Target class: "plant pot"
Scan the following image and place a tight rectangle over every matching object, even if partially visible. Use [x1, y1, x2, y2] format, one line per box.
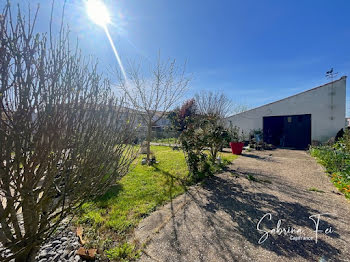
[229, 142, 244, 155]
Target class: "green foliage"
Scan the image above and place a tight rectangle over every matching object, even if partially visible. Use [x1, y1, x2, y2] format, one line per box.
[170, 98, 233, 178]
[179, 111, 232, 180]
[310, 146, 350, 173]
[335, 128, 350, 152]
[105, 243, 140, 261]
[226, 123, 246, 143]
[201, 117, 230, 163]
[310, 133, 350, 199]
[180, 121, 210, 181]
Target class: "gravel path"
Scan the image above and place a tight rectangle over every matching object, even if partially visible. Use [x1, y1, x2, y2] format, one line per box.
[0, 221, 83, 262]
[134, 149, 350, 262]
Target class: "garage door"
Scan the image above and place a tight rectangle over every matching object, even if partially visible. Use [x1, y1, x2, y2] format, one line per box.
[263, 114, 311, 149]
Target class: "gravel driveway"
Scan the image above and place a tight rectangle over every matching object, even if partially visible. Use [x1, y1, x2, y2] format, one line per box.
[134, 149, 350, 262]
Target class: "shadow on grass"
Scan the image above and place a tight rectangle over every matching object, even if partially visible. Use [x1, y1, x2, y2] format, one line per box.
[94, 184, 124, 205]
[152, 165, 188, 196]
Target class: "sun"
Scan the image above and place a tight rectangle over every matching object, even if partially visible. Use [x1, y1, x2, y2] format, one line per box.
[85, 0, 111, 27]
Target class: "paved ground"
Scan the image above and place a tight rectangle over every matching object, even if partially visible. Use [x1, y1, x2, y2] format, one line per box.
[134, 149, 350, 262]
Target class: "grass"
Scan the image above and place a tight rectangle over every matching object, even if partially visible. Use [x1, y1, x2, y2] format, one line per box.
[247, 174, 258, 182]
[78, 145, 237, 260]
[79, 146, 188, 233]
[216, 151, 238, 163]
[241, 173, 272, 184]
[308, 187, 325, 193]
[105, 243, 140, 261]
[151, 137, 178, 144]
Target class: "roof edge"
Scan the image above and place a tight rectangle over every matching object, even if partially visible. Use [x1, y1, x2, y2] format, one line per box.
[226, 76, 347, 119]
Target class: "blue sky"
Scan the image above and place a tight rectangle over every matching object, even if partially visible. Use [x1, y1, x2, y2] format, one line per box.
[4, 0, 350, 115]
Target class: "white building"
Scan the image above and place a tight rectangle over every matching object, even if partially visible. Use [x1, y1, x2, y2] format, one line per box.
[225, 76, 347, 149]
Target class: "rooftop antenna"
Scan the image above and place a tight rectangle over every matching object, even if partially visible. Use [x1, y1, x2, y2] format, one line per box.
[326, 68, 338, 120]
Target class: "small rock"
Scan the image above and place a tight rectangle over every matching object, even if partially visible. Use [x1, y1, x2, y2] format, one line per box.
[66, 245, 74, 251]
[38, 250, 48, 258]
[42, 244, 52, 249]
[63, 250, 70, 259]
[52, 253, 60, 262]
[69, 250, 76, 258]
[61, 237, 68, 242]
[74, 255, 81, 262]
[51, 240, 62, 246]
[71, 241, 80, 249]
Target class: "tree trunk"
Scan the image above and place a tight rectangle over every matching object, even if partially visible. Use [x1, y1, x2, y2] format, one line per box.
[210, 148, 215, 164]
[27, 246, 39, 262]
[146, 120, 152, 164]
[213, 148, 218, 164]
[14, 245, 39, 262]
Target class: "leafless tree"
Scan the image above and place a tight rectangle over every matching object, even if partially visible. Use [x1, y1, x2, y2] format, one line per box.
[195, 91, 233, 119]
[0, 3, 137, 261]
[117, 56, 190, 163]
[231, 103, 249, 115]
[195, 91, 249, 118]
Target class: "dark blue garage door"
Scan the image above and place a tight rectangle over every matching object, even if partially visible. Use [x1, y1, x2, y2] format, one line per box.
[263, 114, 311, 149]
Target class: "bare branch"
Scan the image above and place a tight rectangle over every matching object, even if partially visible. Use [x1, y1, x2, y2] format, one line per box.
[0, 3, 137, 261]
[116, 54, 190, 162]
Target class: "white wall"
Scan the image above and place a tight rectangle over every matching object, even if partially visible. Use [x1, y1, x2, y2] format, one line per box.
[225, 76, 347, 142]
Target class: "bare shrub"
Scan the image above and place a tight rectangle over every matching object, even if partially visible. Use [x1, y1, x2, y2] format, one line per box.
[0, 3, 137, 261]
[195, 91, 232, 118]
[195, 91, 249, 118]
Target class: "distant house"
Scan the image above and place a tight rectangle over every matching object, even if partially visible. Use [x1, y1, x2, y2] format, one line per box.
[225, 76, 347, 149]
[151, 112, 171, 130]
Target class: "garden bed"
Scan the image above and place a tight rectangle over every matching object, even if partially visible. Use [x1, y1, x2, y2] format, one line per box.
[310, 146, 350, 199]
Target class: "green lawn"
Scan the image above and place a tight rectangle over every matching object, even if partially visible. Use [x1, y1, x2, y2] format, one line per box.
[78, 146, 237, 260]
[151, 137, 178, 144]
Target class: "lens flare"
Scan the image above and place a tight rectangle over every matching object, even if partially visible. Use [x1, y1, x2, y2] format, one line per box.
[85, 0, 127, 82]
[86, 0, 111, 27]
[103, 25, 127, 81]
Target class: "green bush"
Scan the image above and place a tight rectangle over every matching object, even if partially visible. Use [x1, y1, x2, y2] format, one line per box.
[310, 135, 350, 199]
[180, 122, 209, 181]
[310, 146, 349, 173]
[203, 117, 230, 163]
[179, 115, 231, 181]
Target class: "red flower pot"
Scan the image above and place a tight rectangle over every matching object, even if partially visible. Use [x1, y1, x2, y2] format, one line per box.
[229, 142, 244, 155]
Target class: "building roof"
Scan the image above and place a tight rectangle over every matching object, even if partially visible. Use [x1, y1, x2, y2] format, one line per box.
[226, 76, 347, 119]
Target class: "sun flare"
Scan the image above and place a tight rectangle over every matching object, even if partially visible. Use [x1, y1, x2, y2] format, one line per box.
[85, 0, 111, 27]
